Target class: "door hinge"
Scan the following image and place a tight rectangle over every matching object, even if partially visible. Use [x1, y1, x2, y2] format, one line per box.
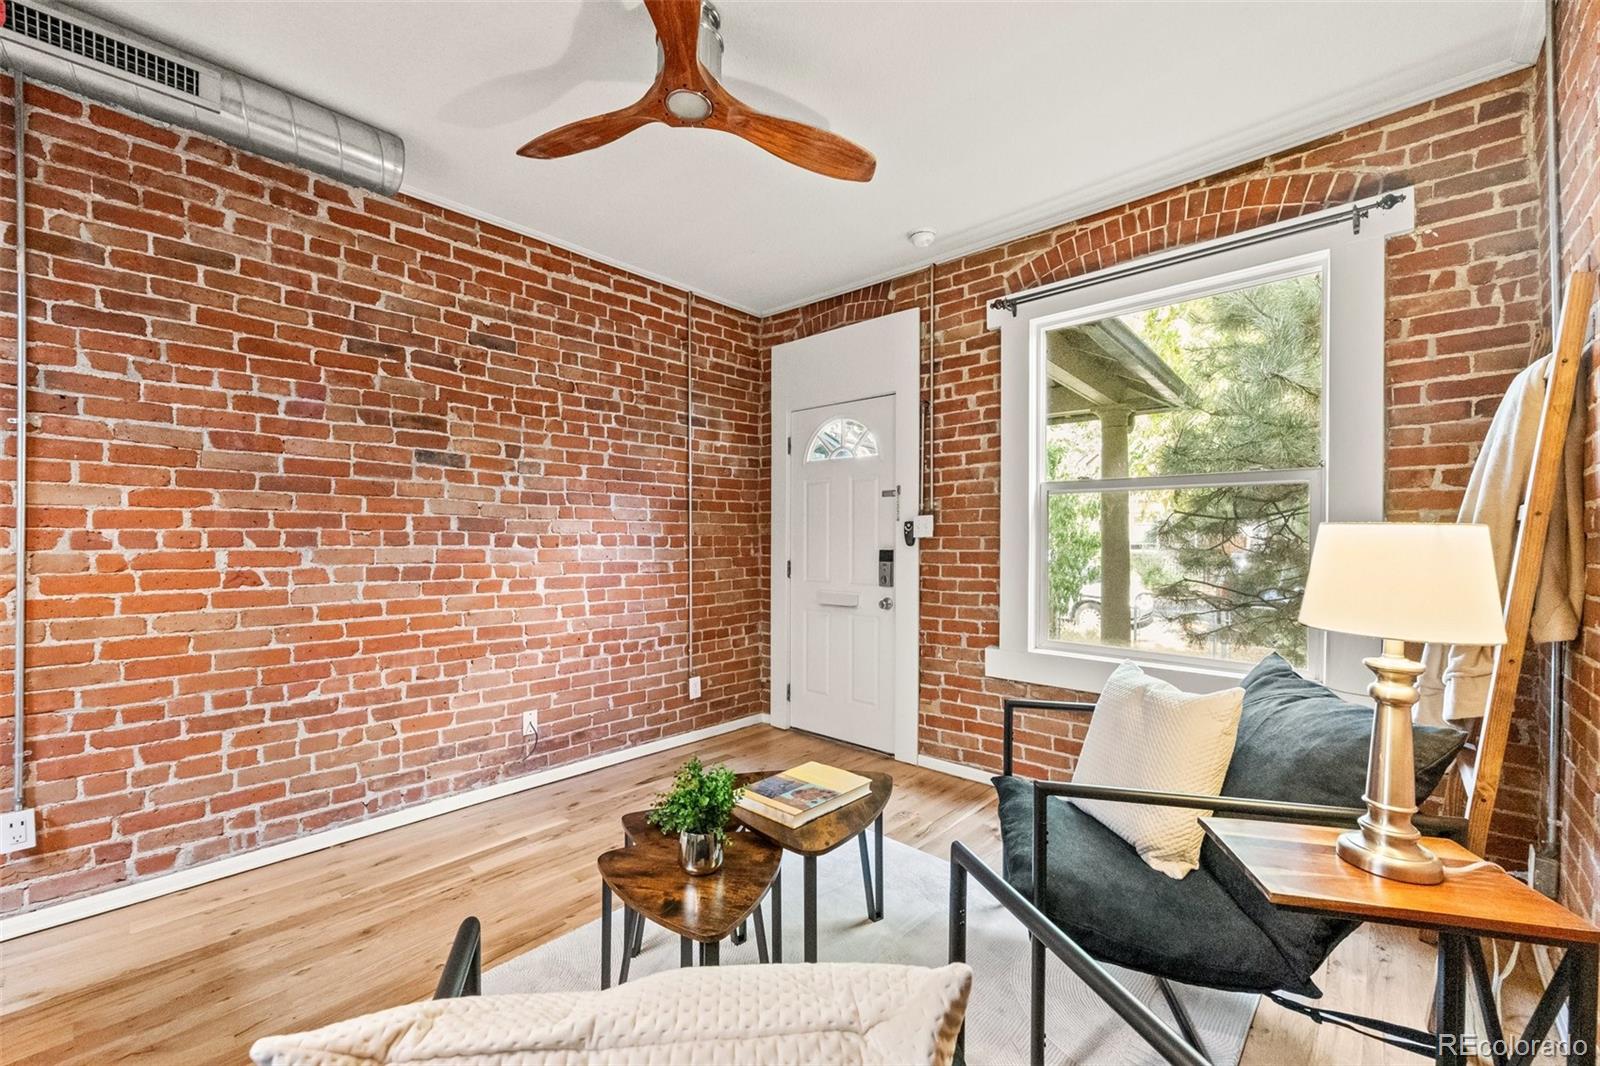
[786, 560, 791, 578]
[786, 435, 791, 455]
[785, 683, 791, 702]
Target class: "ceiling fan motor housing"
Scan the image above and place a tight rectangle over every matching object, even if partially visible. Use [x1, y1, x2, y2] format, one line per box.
[657, 1, 721, 123]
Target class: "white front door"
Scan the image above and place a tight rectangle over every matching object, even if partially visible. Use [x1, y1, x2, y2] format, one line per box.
[788, 396, 897, 753]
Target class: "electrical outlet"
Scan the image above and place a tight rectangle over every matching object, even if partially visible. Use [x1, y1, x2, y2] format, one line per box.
[521, 712, 539, 747]
[1, 808, 36, 853]
[688, 675, 702, 700]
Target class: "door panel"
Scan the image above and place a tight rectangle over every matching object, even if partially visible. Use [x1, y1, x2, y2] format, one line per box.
[788, 396, 896, 753]
[804, 480, 830, 579]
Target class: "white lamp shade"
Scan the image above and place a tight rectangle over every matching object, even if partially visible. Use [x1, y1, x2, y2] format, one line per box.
[1299, 523, 1507, 646]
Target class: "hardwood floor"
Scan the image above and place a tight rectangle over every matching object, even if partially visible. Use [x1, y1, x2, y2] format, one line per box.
[0, 724, 1519, 1064]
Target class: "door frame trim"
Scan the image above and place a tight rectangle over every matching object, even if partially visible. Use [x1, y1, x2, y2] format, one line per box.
[771, 309, 922, 764]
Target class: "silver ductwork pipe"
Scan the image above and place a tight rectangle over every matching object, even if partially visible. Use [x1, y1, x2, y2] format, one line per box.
[0, 0, 403, 194]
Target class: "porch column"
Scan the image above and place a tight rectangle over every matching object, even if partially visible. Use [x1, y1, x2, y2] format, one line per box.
[1099, 406, 1131, 645]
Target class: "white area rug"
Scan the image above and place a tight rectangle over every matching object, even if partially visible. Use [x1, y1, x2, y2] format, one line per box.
[485, 836, 1258, 1065]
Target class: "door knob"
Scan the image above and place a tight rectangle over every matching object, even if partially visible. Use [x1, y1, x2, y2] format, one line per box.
[878, 597, 893, 610]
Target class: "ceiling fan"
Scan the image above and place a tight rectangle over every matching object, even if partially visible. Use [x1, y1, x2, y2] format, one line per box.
[517, 0, 876, 183]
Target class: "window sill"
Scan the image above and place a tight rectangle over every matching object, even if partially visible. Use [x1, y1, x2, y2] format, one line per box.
[982, 645, 1249, 696]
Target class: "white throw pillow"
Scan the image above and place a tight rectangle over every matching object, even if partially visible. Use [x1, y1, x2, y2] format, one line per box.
[249, 962, 972, 1066]
[1070, 661, 1244, 878]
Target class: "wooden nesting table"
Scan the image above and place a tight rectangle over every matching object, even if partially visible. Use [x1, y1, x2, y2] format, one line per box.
[597, 811, 780, 986]
[595, 766, 895, 984]
[733, 768, 893, 962]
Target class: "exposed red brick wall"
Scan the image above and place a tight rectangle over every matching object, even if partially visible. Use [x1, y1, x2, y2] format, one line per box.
[1556, 0, 1600, 923]
[0, 77, 769, 914]
[765, 69, 1547, 863]
[0, 60, 1563, 917]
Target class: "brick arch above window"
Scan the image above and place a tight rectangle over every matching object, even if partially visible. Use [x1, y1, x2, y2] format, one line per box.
[994, 174, 1400, 303]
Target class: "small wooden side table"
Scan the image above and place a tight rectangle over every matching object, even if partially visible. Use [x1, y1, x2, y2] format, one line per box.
[1201, 818, 1598, 1066]
[596, 812, 780, 987]
[733, 768, 893, 962]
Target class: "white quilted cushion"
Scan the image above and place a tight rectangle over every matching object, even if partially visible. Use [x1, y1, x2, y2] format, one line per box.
[1071, 661, 1244, 878]
[249, 962, 972, 1066]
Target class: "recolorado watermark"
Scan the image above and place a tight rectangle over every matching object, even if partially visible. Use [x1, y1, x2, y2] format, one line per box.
[1438, 1033, 1588, 1059]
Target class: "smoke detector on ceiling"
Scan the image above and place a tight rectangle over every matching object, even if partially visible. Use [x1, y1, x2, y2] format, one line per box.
[908, 229, 937, 249]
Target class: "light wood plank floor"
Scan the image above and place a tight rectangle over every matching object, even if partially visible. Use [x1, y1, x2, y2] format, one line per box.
[0, 724, 1532, 1063]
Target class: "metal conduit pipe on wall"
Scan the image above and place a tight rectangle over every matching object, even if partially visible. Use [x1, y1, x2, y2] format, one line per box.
[10, 69, 26, 813]
[1534, 0, 1565, 898]
[685, 293, 695, 681]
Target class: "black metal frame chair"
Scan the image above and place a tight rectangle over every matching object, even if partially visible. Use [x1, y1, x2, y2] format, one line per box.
[435, 916, 482, 1000]
[950, 696, 1471, 1066]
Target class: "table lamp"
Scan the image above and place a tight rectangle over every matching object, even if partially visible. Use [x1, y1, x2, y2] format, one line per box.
[1298, 523, 1507, 884]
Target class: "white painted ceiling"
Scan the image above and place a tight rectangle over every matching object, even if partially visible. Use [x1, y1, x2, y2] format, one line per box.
[78, 0, 1543, 315]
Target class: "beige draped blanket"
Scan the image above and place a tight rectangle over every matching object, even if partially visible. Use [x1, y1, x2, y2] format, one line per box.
[1416, 352, 1584, 726]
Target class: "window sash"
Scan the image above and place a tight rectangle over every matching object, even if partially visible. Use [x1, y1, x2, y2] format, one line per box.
[1028, 261, 1330, 674]
[1033, 469, 1326, 670]
[1032, 258, 1328, 488]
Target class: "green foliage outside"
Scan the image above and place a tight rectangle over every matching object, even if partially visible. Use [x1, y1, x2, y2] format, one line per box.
[1044, 445, 1101, 625]
[647, 757, 743, 842]
[1045, 273, 1321, 663]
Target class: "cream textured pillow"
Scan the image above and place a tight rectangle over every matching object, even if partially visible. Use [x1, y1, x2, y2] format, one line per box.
[1071, 661, 1244, 878]
[250, 961, 972, 1066]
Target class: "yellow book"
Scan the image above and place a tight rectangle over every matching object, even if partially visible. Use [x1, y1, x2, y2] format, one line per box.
[737, 762, 871, 828]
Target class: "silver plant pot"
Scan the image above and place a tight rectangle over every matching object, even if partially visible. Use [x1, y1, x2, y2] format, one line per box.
[679, 831, 724, 875]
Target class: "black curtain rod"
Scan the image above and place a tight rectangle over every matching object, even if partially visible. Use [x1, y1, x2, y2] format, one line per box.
[990, 192, 1408, 316]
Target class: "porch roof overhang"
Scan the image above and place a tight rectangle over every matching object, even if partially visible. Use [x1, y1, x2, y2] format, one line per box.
[1043, 318, 1193, 423]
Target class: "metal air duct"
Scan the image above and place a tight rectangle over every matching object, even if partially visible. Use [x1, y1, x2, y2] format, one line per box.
[0, 0, 404, 194]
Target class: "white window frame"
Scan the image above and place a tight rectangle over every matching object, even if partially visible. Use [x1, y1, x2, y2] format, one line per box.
[986, 190, 1415, 698]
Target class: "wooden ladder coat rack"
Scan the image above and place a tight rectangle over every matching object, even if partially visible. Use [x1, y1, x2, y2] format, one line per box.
[1463, 269, 1596, 856]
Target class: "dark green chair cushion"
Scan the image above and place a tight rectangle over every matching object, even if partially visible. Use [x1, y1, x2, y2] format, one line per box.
[1222, 653, 1466, 806]
[993, 774, 1323, 996]
[992, 653, 1469, 997]
[1196, 652, 1468, 990]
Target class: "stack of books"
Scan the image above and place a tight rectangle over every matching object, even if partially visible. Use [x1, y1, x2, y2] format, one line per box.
[737, 762, 872, 828]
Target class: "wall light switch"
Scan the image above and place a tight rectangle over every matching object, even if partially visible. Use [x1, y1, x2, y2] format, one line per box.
[688, 676, 703, 700]
[1, 808, 36, 853]
[911, 514, 935, 539]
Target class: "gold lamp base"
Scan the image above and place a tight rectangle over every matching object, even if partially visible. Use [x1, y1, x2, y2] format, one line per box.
[1337, 638, 1445, 887]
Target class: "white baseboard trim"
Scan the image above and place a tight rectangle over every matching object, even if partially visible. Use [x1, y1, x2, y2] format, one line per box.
[916, 753, 997, 786]
[1, 713, 770, 943]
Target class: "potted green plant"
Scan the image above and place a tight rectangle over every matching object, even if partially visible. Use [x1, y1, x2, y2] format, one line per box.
[647, 757, 742, 875]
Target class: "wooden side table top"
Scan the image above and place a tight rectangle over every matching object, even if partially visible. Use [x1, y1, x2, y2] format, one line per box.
[731, 768, 893, 856]
[1201, 818, 1600, 947]
[597, 811, 781, 944]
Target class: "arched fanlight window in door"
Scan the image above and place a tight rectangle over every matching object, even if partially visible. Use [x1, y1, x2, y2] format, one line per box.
[806, 417, 880, 462]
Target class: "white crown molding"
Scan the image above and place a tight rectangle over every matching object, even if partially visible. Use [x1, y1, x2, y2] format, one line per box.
[760, 52, 1540, 318]
[0, 713, 769, 942]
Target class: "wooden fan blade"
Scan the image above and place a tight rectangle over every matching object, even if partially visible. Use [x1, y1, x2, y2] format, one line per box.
[645, 0, 702, 81]
[709, 95, 876, 182]
[517, 98, 660, 159]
